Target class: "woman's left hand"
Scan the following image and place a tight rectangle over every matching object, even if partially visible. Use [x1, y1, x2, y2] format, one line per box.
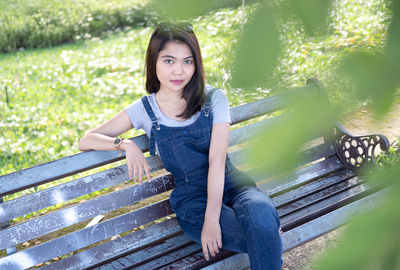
[201, 217, 222, 261]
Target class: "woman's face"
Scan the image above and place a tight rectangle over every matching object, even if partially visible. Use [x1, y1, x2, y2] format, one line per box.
[156, 41, 195, 94]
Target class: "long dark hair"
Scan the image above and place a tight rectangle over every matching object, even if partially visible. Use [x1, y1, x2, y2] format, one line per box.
[145, 23, 206, 119]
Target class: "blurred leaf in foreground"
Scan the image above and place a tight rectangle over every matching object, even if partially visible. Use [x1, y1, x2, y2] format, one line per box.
[287, 0, 331, 36]
[339, 52, 398, 115]
[249, 84, 339, 174]
[385, 0, 400, 72]
[230, 2, 281, 89]
[315, 166, 400, 270]
[339, 0, 400, 116]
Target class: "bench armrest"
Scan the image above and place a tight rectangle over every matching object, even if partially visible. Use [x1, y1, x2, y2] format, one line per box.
[331, 122, 390, 171]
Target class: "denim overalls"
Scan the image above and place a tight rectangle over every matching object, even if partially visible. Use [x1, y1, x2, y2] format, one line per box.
[141, 89, 283, 270]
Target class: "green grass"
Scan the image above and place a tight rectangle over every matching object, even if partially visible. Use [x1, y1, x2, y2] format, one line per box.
[0, 0, 152, 52]
[0, 0, 251, 53]
[0, 0, 392, 182]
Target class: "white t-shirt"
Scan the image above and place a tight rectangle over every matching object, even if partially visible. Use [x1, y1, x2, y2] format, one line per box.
[124, 85, 231, 153]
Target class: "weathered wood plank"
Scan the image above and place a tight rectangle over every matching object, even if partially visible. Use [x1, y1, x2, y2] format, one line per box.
[280, 182, 382, 231]
[133, 243, 202, 270]
[97, 234, 194, 269]
[157, 249, 236, 270]
[157, 250, 206, 270]
[276, 176, 364, 218]
[255, 156, 344, 195]
[0, 135, 150, 197]
[0, 200, 173, 269]
[0, 175, 174, 249]
[201, 253, 250, 270]
[272, 170, 356, 207]
[41, 218, 182, 270]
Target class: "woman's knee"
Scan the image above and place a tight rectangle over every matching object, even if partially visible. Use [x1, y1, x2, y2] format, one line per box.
[235, 193, 281, 233]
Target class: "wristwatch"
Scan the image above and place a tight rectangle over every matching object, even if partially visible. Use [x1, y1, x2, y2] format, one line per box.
[113, 137, 124, 151]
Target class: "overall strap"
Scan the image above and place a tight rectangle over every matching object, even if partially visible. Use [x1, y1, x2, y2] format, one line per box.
[203, 87, 219, 117]
[141, 96, 159, 156]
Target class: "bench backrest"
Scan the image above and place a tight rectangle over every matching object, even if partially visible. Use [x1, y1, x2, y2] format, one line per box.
[0, 79, 340, 268]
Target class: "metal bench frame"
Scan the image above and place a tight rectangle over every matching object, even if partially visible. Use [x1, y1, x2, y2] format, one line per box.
[0, 78, 390, 269]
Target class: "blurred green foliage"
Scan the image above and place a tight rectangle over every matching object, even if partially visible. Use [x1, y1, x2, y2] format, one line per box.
[231, 2, 281, 88]
[286, 0, 331, 36]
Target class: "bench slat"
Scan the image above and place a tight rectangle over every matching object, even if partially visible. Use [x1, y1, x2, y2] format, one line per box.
[157, 251, 205, 270]
[156, 249, 237, 270]
[280, 182, 382, 231]
[0, 175, 174, 249]
[132, 243, 201, 270]
[97, 234, 193, 269]
[0, 200, 173, 269]
[201, 253, 250, 270]
[277, 176, 364, 217]
[41, 218, 182, 270]
[255, 156, 344, 195]
[298, 141, 336, 166]
[0, 136, 149, 197]
[272, 170, 356, 207]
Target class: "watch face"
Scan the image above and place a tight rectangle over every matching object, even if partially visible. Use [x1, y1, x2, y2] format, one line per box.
[114, 138, 121, 145]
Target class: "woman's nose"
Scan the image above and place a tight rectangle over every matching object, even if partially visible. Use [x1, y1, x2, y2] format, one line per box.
[173, 63, 184, 75]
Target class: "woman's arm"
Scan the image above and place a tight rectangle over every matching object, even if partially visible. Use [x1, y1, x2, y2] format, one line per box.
[201, 122, 230, 260]
[78, 109, 133, 151]
[78, 109, 151, 184]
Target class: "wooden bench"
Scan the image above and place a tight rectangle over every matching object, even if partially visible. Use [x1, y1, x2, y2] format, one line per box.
[0, 78, 390, 269]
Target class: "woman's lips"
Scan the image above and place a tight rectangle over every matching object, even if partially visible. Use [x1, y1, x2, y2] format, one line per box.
[170, 80, 184, 85]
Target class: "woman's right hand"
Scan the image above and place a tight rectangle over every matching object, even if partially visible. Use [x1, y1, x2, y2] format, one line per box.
[123, 140, 152, 184]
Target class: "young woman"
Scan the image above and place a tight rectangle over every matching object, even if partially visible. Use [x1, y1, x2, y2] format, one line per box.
[78, 22, 283, 270]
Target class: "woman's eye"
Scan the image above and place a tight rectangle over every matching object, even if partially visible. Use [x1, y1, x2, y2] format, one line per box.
[184, 59, 193, 64]
[165, 59, 173, 64]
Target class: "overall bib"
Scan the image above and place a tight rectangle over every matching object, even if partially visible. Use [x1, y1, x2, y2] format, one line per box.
[141, 89, 283, 270]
